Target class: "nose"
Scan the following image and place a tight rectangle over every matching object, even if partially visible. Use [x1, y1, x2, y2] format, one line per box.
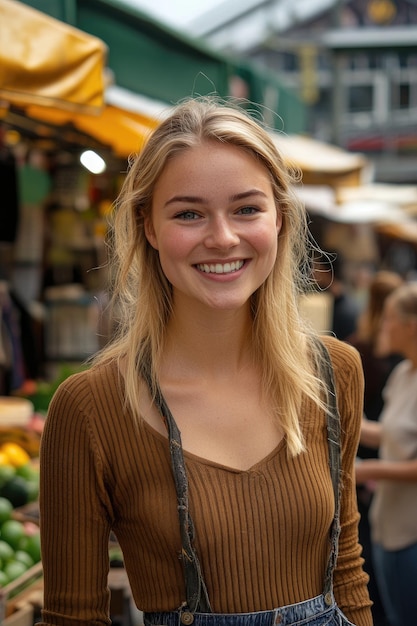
[204, 216, 240, 249]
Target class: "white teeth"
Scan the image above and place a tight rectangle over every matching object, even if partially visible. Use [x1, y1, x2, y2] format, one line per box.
[197, 260, 244, 274]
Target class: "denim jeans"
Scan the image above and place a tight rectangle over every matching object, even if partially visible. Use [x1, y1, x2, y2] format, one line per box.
[144, 593, 355, 626]
[373, 541, 417, 626]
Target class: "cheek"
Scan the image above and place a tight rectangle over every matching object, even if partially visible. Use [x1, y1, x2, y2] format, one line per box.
[156, 229, 193, 273]
[254, 222, 279, 259]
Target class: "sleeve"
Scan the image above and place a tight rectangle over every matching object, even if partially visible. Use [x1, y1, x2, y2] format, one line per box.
[38, 372, 113, 626]
[325, 337, 373, 626]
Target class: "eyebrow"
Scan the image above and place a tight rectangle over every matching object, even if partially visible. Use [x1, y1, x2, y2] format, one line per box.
[164, 189, 268, 207]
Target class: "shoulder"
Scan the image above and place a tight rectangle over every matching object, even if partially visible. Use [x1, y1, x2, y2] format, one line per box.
[320, 335, 362, 378]
[386, 359, 413, 388]
[48, 360, 122, 417]
[319, 337, 364, 449]
[319, 335, 364, 415]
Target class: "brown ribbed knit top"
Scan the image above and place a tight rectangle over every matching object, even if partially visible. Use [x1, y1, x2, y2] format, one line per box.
[39, 336, 372, 626]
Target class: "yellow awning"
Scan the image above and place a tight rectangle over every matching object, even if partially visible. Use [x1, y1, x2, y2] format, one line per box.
[0, 0, 107, 113]
[24, 103, 161, 157]
[272, 133, 369, 188]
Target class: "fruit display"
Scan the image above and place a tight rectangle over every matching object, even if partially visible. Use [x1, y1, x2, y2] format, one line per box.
[0, 497, 41, 588]
[0, 444, 39, 509]
[0, 443, 41, 589]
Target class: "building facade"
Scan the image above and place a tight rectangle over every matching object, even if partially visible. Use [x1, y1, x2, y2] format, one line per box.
[192, 0, 417, 182]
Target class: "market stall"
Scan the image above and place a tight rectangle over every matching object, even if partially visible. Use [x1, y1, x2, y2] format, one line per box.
[1, 0, 107, 113]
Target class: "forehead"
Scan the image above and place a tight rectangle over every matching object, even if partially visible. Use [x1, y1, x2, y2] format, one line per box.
[155, 141, 272, 191]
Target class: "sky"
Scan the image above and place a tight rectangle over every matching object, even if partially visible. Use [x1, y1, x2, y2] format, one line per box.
[122, 0, 224, 29]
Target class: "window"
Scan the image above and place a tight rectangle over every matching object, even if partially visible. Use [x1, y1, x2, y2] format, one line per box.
[348, 85, 373, 112]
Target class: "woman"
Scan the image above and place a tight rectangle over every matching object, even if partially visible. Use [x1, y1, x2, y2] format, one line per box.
[347, 271, 403, 626]
[357, 282, 417, 626]
[348, 270, 404, 427]
[39, 98, 372, 626]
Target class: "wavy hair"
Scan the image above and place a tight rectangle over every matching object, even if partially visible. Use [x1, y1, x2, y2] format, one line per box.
[94, 96, 326, 456]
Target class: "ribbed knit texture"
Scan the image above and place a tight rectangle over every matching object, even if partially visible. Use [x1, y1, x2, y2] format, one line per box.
[39, 336, 372, 626]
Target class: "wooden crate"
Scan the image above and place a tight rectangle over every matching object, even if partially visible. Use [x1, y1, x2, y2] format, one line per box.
[0, 562, 43, 624]
[4, 603, 34, 626]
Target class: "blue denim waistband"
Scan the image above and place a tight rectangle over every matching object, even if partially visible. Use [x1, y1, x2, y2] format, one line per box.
[144, 593, 340, 626]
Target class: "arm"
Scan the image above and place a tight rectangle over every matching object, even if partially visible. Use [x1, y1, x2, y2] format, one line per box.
[359, 416, 382, 449]
[38, 373, 112, 626]
[356, 457, 417, 484]
[324, 339, 373, 626]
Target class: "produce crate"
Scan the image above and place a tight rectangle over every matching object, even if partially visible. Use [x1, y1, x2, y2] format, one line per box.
[4, 602, 34, 626]
[11, 501, 40, 526]
[0, 562, 43, 624]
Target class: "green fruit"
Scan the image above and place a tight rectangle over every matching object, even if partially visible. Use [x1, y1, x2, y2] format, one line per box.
[0, 539, 14, 563]
[0, 520, 25, 551]
[19, 533, 41, 563]
[0, 465, 16, 489]
[14, 550, 34, 569]
[0, 570, 9, 587]
[4, 559, 27, 582]
[0, 476, 30, 508]
[15, 463, 38, 482]
[0, 497, 13, 525]
[25, 480, 39, 502]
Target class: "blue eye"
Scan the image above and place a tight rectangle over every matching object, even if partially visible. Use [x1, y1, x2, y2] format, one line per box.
[238, 206, 258, 215]
[175, 211, 200, 220]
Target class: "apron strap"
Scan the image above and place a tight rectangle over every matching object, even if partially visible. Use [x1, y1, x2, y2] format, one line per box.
[314, 338, 342, 599]
[140, 357, 212, 614]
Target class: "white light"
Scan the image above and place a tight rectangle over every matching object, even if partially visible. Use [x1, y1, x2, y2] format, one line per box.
[80, 150, 106, 174]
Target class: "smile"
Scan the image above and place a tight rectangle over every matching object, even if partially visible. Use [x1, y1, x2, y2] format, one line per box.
[196, 260, 245, 274]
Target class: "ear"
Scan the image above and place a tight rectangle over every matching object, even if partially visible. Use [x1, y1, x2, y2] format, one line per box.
[144, 216, 158, 250]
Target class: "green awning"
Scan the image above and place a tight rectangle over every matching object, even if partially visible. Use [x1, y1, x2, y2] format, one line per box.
[19, 0, 306, 134]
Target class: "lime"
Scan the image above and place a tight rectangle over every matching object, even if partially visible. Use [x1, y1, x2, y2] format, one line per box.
[4, 559, 27, 581]
[20, 532, 41, 563]
[25, 480, 39, 503]
[14, 550, 34, 569]
[0, 476, 30, 507]
[0, 570, 9, 587]
[15, 463, 38, 482]
[0, 539, 14, 563]
[0, 520, 25, 551]
[0, 464, 16, 488]
[0, 497, 13, 525]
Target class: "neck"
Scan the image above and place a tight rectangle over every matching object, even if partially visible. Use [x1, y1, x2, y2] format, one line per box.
[162, 302, 253, 379]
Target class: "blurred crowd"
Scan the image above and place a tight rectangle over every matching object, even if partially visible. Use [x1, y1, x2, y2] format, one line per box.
[314, 251, 417, 626]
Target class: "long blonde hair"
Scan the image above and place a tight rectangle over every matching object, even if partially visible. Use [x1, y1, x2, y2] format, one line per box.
[94, 97, 325, 456]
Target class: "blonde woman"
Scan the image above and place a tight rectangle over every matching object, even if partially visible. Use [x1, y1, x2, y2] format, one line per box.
[39, 98, 372, 626]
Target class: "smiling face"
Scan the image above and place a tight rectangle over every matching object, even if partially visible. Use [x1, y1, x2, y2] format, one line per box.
[144, 140, 282, 314]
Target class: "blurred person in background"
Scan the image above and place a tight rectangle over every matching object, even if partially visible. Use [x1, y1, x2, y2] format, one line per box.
[356, 282, 417, 626]
[347, 270, 404, 626]
[312, 252, 361, 341]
